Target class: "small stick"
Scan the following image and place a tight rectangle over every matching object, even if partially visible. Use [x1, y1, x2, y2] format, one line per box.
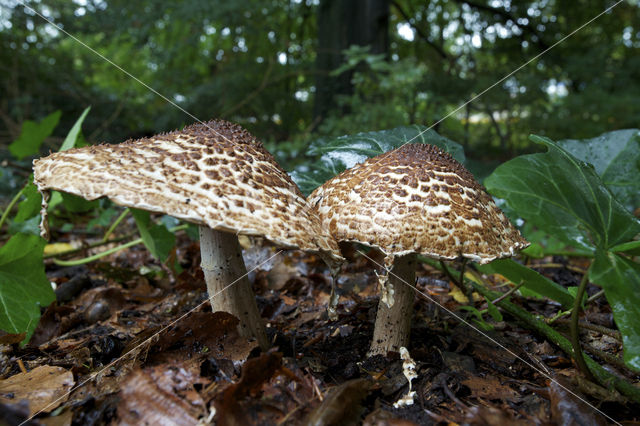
[491, 280, 525, 305]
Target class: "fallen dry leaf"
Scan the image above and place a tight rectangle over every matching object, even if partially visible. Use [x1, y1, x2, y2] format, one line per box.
[305, 378, 373, 426]
[549, 380, 608, 426]
[0, 365, 74, 416]
[117, 369, 202, 426]
[215, 353, 286, 426]
[461, 374, 520, 402]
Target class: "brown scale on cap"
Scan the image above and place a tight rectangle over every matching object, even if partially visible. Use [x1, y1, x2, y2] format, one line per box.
[309, 143, 529, 266]
[33, 120, 340, 261]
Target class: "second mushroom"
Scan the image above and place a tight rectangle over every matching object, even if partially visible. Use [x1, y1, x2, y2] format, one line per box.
[34, 120, 341, 350]
[308, 143, 529, 356]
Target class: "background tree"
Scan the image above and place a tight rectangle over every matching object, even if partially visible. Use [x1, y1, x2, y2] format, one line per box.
[0, 0, 638, 172]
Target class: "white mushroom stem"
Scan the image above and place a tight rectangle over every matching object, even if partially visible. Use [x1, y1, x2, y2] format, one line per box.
[368, 254, 416, 356]
[199, 226, 269, 350]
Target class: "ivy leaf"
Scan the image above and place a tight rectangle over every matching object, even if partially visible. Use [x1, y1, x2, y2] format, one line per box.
[477, 258, 574, 309]
[13, 181, 41, 224]
[589, 251, 640, 372]
[558, 129, 640, 213]
[130, 209, 175, 262]
[485, 135, 640, 251]
[292, 125, 465, 195]
[9, 111, 62, 160]
[0, 233, 55, 343]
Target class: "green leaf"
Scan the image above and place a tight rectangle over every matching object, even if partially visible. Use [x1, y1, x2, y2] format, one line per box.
[59, 106, 91, 151]
[0, 233, 55, 343]
[609, 240, 640, 256]
[13, 181, 41, 224]
[484, 297, 503, 322]
[477, 258, 574, 309]
[9, 111, 62, 160]
[8, 215, 41, 236]
[589, 251, 640, 372]
[291, 126, 465, 195]
[558, 129, 640, 213]
[60, 192, 99, 213]
[485, 135, 640, 251]
[130, 209, 176, 262]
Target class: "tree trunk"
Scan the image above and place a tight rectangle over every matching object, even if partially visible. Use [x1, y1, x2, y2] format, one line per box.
[314, 0, 390, 123]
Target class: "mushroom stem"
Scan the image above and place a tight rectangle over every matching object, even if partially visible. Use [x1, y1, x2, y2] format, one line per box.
[199, 226, 269, 350]
[368, 254, 416, 356]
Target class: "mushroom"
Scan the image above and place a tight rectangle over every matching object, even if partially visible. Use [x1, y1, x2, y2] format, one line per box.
[308, 143, 528, 356]
[33, 120, 341, 350]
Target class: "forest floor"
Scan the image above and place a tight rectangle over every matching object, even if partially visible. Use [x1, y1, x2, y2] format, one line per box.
[1, 227, 639, 425]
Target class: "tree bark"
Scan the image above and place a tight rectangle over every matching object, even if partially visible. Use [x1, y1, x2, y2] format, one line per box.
[314, 0, 390, 123]
[199, 226, 269, 350]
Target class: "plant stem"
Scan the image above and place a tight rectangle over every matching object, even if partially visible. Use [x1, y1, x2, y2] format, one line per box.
[422, 259, 640, 403]
[470, 281, 640, 404]
[102, 208, 129, 241]
[440, 260, 471, 299]
[52, 239, 143, 266]
[570, 273, 594, 380]
[50, 224, 188, 266]
[0, 185, 26, 231]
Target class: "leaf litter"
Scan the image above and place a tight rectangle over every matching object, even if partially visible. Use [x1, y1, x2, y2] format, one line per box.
[0, 228, 639, 425]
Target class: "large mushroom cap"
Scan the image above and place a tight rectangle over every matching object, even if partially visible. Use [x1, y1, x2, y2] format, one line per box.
[34, 120, 341, 260]
[308, 143, 528, 264]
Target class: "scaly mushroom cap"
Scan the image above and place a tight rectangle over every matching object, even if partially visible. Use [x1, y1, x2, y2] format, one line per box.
[33, 120, 341, 261]
[308, 143, 528, 265]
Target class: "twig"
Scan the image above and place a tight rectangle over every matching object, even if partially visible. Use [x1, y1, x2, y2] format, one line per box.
[490, 280, 525, 305]
[570, 273, 594, 380]
[587, 289, 605, 304]
[440, 260, 471, 298]
[554, 319, 621, 342]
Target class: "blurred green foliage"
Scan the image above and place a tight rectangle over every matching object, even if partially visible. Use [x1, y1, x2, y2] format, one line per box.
[1, 0, 638, 161]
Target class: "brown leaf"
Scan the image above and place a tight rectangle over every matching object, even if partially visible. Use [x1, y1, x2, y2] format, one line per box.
[117, 368, 203, 426]
[305, 378, 373, 426]
[461, 374, 521, 402]
[215, 353, 285, 426]
[0, 365, 74, 416]
[549, 380, 608, 426]
[152, 311, 257, 362]
[0, 332, 26, 345]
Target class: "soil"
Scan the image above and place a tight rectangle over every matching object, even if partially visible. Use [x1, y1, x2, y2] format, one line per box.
[1, 231, 638, 425]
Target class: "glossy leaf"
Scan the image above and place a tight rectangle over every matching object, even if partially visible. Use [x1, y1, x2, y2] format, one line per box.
[292, 126, 465, 195]
[131, 209, 176, 262]
[0, 233, 55, 343]
[477, 258, 574, 309]
[485, 135, 640, 251]
[9, 111, 61, 160]
[558, 129, 640, 212]
[589, 251, 640, 372]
